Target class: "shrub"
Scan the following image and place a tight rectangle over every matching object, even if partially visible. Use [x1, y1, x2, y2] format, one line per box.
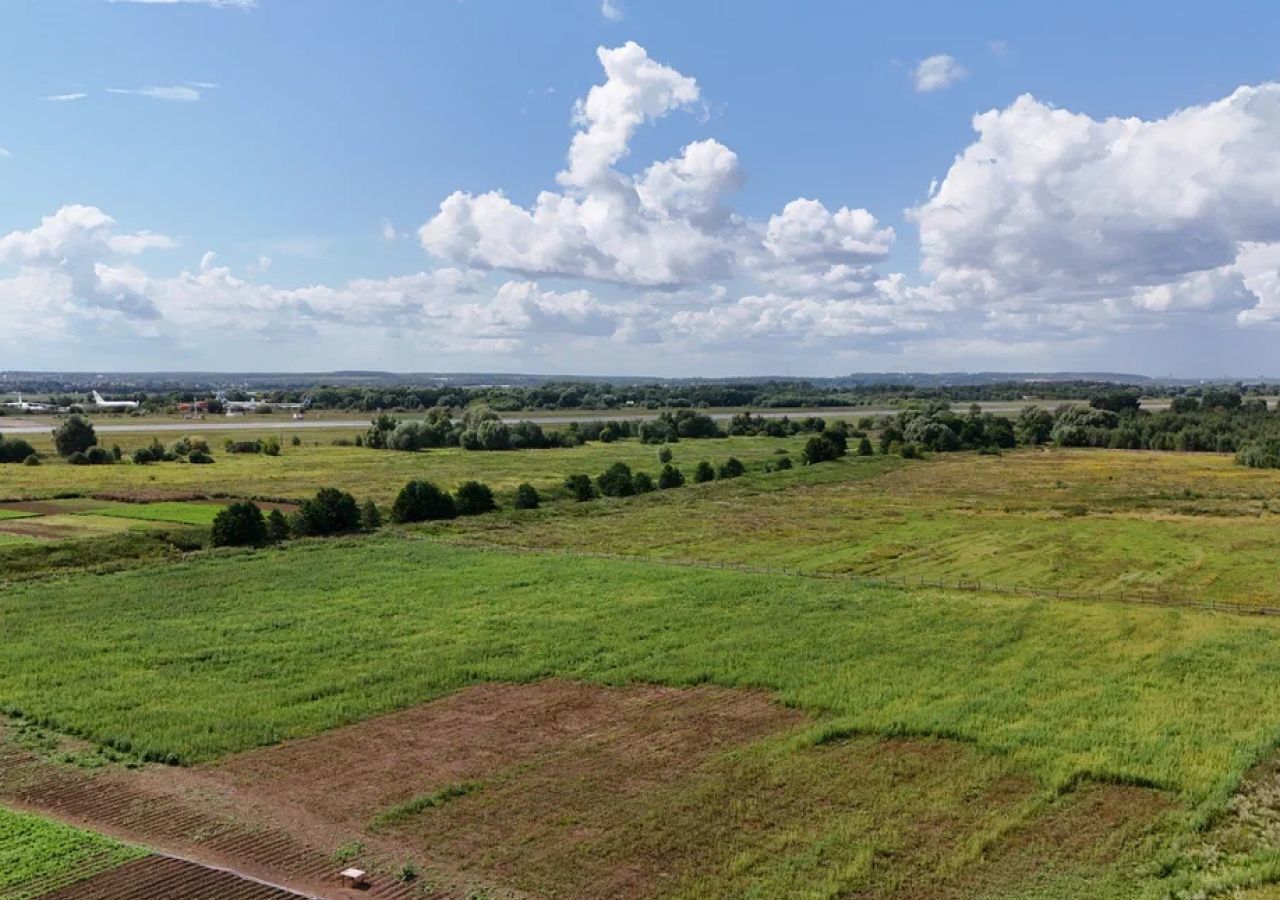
[294, 487, 361, 535]
[266, 508, 291, 542]
[657, 464, 685, 489]
[188, 450, 214, 464]
[564, 473, 597, 502]
[85, 446, 115, 465]
[390, 480, 456, 523]
[66, 451, 89, 465]
[900, 443, 922, 459]
[359, 499, 382, 531]
[857, 437, 874, 456]
[455, 481, 497, 516]
[53, 415, 97, 458]
[132, 440, 166, 465]
[262, 436, 282, 457]
[291, 435, 302, 447]
[597, 462, 636, 497]
[0, 435, 36, 464]
[211, 501, 267, 547]
[802, 435, 845, 465]
[657, 446, 673, 464]
[226, 440, 263, 454]
[22, 454, 40, 466]
[513, 483, 540, 509]
[717, 457, 745, 479]
[693, 460, 715, 483]
[774, 455, 793, 470]
[632, 472, 656, 494]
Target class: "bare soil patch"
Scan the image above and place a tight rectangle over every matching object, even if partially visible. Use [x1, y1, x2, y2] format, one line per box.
[42, 855, 309, 900]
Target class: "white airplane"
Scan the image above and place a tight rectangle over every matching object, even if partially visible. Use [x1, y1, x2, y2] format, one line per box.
[90, 391, 140, 411]
[2, 393, 53, 413]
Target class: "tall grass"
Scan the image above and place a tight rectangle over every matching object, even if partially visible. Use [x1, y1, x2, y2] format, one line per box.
[0, 806, 143, 899]
[2, 534, 1278, 818]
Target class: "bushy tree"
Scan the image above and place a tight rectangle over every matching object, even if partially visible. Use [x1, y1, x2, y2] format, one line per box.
[53, 415, 97, 458]
[632, 471, 656, 493]
[455, 480, 497, 516]
[857, 437, 874, 456]
[266, 508, 291, 542]
[717, 457, 745, 479]
[802, 435, 844, 465]
[693, 460, 715, 483]
[774, 455, 793, 470]
[360, 499, 382, 530]
[597, 462, 636, 497]
[0, 435, 35, 464]
[564, 473, 597, 501]
[211, 501, 268, 547]
[390, 480, 456, 523]
[1014, 406, 1054, 446]
[85, 446, 116, 465]
[188, 449, 214, 464]
[657, 464, 685, 489]
[294, 487, 362, 535]
[657, 446, 673, 464]
[513, 483, 540, 509]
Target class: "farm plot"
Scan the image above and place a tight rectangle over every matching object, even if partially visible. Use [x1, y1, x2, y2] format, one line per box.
[0, 499, 225, 543]
[0, 806, 143, 900]
[0, 684, 1168, 900]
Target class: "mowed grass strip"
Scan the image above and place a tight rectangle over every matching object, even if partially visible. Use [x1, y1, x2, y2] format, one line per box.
[0, 434, 810, 504]
[84, 501, 225, 527]
[0, 806, 143, 900]
[3, 535, 1280, 816]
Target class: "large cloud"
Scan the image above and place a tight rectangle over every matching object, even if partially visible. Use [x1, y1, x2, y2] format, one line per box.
[419, 41, 901, 320]
[912, 84, 1280, 332]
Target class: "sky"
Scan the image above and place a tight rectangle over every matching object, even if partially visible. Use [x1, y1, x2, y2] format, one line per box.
[4, 1, 1280, 377]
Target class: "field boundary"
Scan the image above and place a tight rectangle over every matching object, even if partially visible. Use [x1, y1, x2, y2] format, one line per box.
[414, 533, 1280, 619]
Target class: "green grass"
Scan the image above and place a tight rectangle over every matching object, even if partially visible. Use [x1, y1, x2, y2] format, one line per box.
[1, 435, 810, 505]
[0, 533, 36, 546]
[86, 501, 225, 527]
[0, 509, 37, 521]
[368, 780, 484, 831]
[2, 533, 1278, 815]
[0, 806, 143, 900]
[435, 448, 1280, 608]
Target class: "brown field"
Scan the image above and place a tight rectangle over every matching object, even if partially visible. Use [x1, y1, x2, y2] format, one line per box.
[1, 681, 1171, 900]
[42, 856, 306, 900]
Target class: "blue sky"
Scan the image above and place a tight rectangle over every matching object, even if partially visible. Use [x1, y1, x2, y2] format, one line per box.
[4, 1, 1280, 376]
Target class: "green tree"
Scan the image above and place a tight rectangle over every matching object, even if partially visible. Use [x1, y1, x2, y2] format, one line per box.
[597, 461, 636, 497]
[564, 473, 597, 501]
[632, 471, 656, 493]
[211, 501, 268, 547]
[693, 460, 715, 483]
[265, 508, 291, 542]
[294, 487, 361, 535]
[857, 437, 874, 456]
[717, 457, 745, 479]
[657, 446, 673, 464]
[513, 483, 540, 509]
[390, 480, 456, 523]
[0, 435, 35, 464]
[455, 480, 497, 516]
[657, 464, 685, 489]
[52, 415, 97, 458]
[359, 499, 382, 531]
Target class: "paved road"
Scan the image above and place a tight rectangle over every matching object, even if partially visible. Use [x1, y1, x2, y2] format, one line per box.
[0, 400, 1173, 436]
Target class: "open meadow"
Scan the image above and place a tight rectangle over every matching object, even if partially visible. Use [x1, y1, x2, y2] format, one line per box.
[7, 437, 1280, 897]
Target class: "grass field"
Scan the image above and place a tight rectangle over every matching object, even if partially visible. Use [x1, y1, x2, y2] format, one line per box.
[0, 499, 226, 543]
[435, 448, 1280, 608]
[9, 442, 1280, 896]
[0, 807, 142, 900]
[1, 432, 809, 505]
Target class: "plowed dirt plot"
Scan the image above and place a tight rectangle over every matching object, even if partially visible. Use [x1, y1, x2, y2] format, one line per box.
[2, 681, 1172, 899]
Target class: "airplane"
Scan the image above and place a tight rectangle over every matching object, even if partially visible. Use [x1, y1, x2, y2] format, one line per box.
[90, 390, 140, 411]
[2, 393, 53, 413]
